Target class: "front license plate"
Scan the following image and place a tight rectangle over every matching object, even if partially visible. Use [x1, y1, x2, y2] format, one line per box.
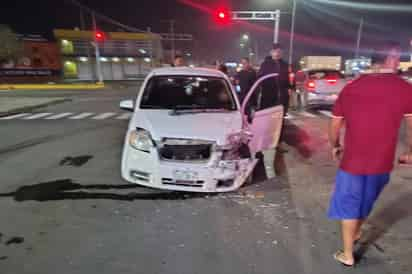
[173, 169, 199, 181]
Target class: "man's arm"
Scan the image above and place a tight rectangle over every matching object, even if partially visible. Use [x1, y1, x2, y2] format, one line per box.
[329, 117, 344, 160]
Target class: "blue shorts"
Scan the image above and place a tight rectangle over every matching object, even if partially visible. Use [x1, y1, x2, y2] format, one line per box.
[328, 169, 390, 220]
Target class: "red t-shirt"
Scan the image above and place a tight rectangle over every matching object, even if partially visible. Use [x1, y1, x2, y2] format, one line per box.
[333, 73, 412, 174]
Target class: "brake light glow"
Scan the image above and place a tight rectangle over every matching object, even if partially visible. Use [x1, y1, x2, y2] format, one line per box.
[306, 80, 316, 91]
[326, 78, 337, 84]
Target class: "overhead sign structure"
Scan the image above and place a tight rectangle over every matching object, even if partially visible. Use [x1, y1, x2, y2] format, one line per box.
[230, 11, 281, 44]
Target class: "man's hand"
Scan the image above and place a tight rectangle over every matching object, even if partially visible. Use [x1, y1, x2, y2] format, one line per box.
[332, 146, 343, 161]
[399, 153, 412, 165]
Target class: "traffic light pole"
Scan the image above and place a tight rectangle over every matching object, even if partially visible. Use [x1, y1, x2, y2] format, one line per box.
[92, 12, 103, 83]
[288, 0, 297, 66]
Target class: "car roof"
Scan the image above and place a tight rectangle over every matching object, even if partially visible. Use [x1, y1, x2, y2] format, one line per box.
[150, 67, 227, 78]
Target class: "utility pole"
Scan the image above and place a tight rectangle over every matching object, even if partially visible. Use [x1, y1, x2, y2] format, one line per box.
[288, 0, 297, 66]
[169, 20, 176, 62]
[79, 6, 86, 30]
[147, 27, 154, 68]
[92, 12, 103, 83]
[355, 18, 364, 58]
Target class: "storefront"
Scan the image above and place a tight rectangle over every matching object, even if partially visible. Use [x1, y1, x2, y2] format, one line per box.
[54, 29, 163, 81]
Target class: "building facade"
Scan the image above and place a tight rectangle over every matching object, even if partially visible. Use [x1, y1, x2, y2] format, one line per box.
[54, 29, 163, 81]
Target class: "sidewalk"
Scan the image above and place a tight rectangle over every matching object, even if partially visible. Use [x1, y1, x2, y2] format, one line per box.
[0, 83, 104, 91]
[0, 97, 71, 117]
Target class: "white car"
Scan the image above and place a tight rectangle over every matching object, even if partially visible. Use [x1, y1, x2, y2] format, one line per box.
[296, 69, 347, 108]
[120, 67, 283, 192]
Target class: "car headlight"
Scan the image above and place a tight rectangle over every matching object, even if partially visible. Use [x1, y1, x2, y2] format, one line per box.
[128, 129, 153, 152]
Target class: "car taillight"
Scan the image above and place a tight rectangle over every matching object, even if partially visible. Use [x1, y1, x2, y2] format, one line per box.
[306, 80, 316, 92]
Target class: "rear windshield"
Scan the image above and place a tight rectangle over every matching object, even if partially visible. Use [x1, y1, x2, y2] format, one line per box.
[308, 70, 344, 80]
[140, 76, 237, 110]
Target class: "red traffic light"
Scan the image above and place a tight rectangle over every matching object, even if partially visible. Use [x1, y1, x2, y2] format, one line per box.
[95, 31, 106, 42]
[214, 8, 231, 25]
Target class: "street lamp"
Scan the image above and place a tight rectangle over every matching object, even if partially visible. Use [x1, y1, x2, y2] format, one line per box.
[242, 34, 249, 41]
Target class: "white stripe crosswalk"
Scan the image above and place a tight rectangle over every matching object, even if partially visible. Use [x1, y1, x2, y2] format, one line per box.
[0, 113, 31, 120]
[45, 112, 73, 120]
[92, 112, 117, 120]
[0, 110, 335, 121]
[23, 113, 52, 120]
[318, 110, 333, 118]
[69, 113, 95, 120]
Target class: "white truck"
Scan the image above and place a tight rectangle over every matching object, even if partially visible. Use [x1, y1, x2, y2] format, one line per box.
[299, 56, 342, 71]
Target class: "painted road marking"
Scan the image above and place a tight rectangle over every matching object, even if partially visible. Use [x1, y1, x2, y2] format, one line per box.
[301, 111, 317, 118]
[69, 112, 95, 119]
[285, 113, 295, 120]
[0, 113, 31, 120]
[116, 113, 132, 120]
[23, 113, 52, 120]
[318, 110, 333, 118]
[92, 112, 117, 120]
[45, 113, 74, 120]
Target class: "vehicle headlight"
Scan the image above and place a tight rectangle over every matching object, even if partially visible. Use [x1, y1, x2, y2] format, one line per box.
[128, 129, 153, 152]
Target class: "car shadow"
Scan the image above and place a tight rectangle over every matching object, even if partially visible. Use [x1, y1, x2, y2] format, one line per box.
[0, 179, 215, 202]
[355, 192, 412, 259]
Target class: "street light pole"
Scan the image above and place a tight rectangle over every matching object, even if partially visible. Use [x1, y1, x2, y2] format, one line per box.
[355, 18, 364, 58]
[274, 10, 280, 44]
[288, 0, 297, 66]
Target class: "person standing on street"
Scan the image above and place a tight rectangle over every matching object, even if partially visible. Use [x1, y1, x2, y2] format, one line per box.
[235, 57, 257, 103]
[258, 43, 293, 113]
[328, 41, 412, 267]
[172, 55, 185, 67]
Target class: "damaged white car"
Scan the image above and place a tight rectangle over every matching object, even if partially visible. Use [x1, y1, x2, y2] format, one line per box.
[120, 67, 283, 192]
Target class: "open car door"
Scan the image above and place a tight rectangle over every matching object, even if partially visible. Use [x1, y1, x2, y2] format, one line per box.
[241, 73, 284, 155]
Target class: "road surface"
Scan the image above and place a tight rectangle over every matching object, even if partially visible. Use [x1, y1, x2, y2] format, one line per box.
[0, 85, 411, 274]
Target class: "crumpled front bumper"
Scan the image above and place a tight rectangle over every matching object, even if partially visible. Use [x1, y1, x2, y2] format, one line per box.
[121, 144, 257, 193]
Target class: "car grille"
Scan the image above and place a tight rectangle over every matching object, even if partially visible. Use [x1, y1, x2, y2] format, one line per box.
[159, 144, 212, 162]
[162, 178, 204, 188]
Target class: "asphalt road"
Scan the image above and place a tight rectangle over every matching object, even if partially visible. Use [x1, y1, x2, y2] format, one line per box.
[0, 85, 411, 274]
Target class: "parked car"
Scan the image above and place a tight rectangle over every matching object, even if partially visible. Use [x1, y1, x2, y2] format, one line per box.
[296, 69, 347, 108]
[119, 67, 284, 192]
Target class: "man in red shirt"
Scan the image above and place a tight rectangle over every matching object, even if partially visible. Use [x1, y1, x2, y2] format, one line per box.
[328, 42, 412, 267]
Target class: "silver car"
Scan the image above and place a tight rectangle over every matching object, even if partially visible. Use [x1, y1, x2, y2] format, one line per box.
[296, 69, 347, 109]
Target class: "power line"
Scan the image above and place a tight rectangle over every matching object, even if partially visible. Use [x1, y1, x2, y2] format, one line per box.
[66, 0, 148, 33]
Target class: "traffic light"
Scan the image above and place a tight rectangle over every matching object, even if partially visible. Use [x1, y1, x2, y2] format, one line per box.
[214, 8, 231, 25]
[95, 30, 106, 42]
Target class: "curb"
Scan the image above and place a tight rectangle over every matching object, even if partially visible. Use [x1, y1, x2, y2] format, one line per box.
[0, 98, 73, 118]
[0, 83, 105, 91]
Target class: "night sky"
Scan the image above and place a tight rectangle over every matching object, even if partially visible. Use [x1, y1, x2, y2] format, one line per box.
[4, 0, 412, 63]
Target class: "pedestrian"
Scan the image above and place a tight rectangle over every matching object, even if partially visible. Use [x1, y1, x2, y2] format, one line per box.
[218, 64, 228, 75]
[258, 43, 293, 113]
[172, 55, 185, 67]
[328, 41, 412, 267]
[235, 57, 257, 103]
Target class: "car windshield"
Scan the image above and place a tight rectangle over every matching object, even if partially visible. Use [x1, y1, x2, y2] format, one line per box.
[140, 76, 237, 111]
[309, 70, 344, 80]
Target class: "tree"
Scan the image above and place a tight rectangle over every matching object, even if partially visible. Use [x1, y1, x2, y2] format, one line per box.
[0, 25, 23, 64]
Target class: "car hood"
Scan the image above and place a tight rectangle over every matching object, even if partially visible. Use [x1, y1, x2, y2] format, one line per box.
[132, 110, 243, 145]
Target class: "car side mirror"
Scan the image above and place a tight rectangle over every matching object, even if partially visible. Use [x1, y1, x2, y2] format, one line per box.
[120, 100, 134, 111]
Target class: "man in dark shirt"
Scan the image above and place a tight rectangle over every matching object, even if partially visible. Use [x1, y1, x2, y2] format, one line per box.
[328, 41, 412, 267]
[258, 43, 292, 113]
[236, 57, 257, 103]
